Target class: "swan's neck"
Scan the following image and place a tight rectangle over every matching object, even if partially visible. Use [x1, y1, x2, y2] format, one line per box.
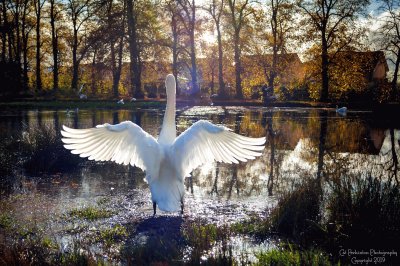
[158, 92, 176, 145]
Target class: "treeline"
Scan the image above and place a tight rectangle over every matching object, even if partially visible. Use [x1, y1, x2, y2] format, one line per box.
[0, 0, 399, 103]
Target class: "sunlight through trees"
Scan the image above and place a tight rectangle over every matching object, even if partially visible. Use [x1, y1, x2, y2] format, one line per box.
[0, 0, 397, 103]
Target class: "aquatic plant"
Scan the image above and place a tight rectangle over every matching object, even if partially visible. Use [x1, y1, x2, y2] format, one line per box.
[99, 224, 128, 246]
[0, 213, 13, 230]
[268, 178, 323, 245]
[182, 218, 234, 264]
[68, 206, 114, 220]
[0, 138, 21, 192]
[326, 174, 400, 251]
[21, 124, 83, 175]
[255, 243, 331, 266]
[261, 174, 400, 264]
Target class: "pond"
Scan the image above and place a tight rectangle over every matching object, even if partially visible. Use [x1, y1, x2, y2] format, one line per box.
[0, 105, 399, 264]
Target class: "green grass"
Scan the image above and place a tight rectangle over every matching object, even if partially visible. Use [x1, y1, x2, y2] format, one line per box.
[230, 215, 269, 237]
[41, 236, 59, 249]
[256, 246, 331, 266]
[68, 206, 114, 220]
[0, 213, 13, 229]
[99, 224, 128, 246]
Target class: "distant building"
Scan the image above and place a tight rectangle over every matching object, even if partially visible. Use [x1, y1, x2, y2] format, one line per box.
[242, 53, 305, 85]
[332, 51, 388, 81]
[240, 53, 305, 99]
[302, 50, 390, 101]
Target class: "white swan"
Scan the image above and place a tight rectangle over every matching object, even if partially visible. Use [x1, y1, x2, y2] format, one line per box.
[336, 105, 347, 116]
[61, 74, 266, 215]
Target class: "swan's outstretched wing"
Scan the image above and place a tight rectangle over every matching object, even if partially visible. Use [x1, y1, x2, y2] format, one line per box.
[171, 120, 266, 178]
[61, 121, 161, 179]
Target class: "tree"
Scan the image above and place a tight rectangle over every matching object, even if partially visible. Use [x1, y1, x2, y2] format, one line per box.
[1, 0, 6, 62]
[378, 0, 400, 101]
[104, 0, 125, 98]
[33, 0, 45, 91]
[177, 0, 199, 95]
[227, 0, 254, 99]
[67, 0, 93, 91]
[203, 0, 226, 98]
[164, 0, 185, 95]
[263, 0, 293, 104]
[297, 0, 369, 102]
[21, 0, 34, 91]
[126, 0, 144, 98]
[49, 0, 62, 92]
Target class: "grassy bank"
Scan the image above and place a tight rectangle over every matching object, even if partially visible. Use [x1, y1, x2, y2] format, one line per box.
[232, 174, 400, 265]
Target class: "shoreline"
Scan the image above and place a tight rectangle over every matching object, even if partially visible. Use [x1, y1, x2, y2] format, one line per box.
[0, 99, 399, 113]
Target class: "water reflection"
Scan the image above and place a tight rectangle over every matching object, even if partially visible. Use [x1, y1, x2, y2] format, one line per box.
[0, 107, 399, 211]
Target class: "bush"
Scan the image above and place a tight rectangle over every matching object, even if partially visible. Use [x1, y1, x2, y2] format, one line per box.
[327, 175, 400, 250]
[21, 124, 83, 175]
[269, 179, 323, 246]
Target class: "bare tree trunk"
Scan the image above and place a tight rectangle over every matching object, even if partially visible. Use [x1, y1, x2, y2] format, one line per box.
[216, 19, 225, 98]
[189, 19, 198, 94]
[126, 0, 144, 98]
[71, 28, 79, 90]
[171, 12, 180, 96]
[177, 0, 198, 95]
[233, 30, 243, 99]
[15, 0, 21, 66]
[7, 20, 13, 61]
[91, 48, 97, 95]
[34, 0, 43, 91]
[110, 41, 118, 97]
[1, 0, 6, 62]
[227, 0, 249, 100]
[267, 0, 278, 95]
[320, 36, 329, 102]
[114, 35, 124, 96]
[50, 0, 59, 92]
[21, 0, 30, 91]
[391, 48, 400, 100]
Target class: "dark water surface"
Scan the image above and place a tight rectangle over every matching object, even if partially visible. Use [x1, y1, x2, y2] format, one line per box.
[0, 106, 399, 263]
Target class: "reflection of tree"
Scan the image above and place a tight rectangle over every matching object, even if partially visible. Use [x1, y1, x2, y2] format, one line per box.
[73, 111, 79, 128]
[53, 110, 60, 133]
[227, 164, 239, 200]
[37, 109, 43, 127]
[131, 109, 143, 127]
[210, 162, 219, 195]
[317, 110, 327, 182]
[383, 129, 399, 184]
[389, 129, 399, 184]
[112, 111, 119, 124]
[91, 110, 97, 127]
[262, 110, 276, 195]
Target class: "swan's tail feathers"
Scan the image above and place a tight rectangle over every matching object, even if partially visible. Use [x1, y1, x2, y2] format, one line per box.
[149, 175, 185, 212]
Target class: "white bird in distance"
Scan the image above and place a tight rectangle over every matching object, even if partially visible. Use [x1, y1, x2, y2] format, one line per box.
[61, 74, 266, 215]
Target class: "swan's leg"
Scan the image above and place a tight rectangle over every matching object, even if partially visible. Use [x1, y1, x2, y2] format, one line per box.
[180, 200, 184, 215]
[153, 202, 157, 216]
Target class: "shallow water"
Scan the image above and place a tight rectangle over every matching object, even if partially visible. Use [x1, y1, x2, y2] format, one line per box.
[0, 105, 399, 263]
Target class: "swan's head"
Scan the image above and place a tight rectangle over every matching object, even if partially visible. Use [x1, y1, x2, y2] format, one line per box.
[165, 74, 176, 96]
